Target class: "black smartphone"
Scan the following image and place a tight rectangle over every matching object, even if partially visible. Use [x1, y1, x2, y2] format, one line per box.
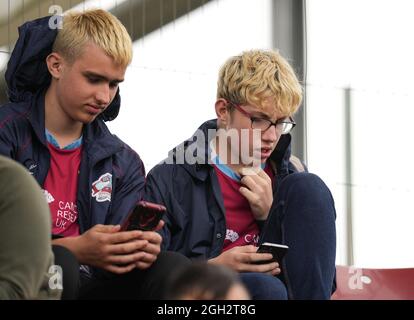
[121, 201, 166, 231]
[256, 242, 289, 264]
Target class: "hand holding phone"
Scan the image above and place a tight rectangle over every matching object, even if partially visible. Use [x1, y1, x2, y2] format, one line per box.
[256, 242, 289, 264]
[121, 201, 166, 231]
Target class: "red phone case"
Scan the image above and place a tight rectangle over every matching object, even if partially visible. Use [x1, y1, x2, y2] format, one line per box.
[121, 201, 166, 231]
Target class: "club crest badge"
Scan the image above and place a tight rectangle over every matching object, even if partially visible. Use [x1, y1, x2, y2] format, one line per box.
[91, 173, 112, 202]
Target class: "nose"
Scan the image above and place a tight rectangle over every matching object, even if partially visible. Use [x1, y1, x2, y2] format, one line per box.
[95, 84, 112, 106]
[262, 124, 279, 143]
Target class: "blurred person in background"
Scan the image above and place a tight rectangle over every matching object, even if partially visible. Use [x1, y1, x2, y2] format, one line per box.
[165, 263, 250, 300]
[0, 156, 60, 300]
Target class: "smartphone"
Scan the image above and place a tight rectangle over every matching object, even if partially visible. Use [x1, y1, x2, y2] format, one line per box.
[120, 201, 166, 231]
[256, 242, 289, 264]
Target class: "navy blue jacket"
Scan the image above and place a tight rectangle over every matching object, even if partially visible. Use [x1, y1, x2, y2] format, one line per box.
[0, 91, 145, 233]
[0, 16, 145, 234]
[145, 119, 303, 259]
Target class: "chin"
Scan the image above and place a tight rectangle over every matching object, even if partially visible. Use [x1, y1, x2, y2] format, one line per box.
[79, 114, 99, 124]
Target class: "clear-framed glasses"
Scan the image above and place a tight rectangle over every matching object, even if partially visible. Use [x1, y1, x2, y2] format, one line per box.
[228, 102, 296, 135]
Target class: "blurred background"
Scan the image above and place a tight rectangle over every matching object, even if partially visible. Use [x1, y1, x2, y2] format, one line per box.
[1, 0, 413, 269]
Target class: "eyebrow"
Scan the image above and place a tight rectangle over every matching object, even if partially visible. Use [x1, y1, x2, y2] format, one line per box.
[83, 71, 124, 84]
[251, 110, 289, 122]
[251, 111, 272, 120]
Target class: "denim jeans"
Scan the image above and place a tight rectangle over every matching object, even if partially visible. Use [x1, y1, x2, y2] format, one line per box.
[260, 172, 337, 300]
[239, 272, 288, 300]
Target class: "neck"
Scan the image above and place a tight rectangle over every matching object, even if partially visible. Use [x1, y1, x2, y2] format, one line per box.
[45, 84, 83, 148]
[214, 135, 247, 174]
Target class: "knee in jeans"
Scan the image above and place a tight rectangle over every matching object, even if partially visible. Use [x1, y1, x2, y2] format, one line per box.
[281, 173, 329, 196]
[240, 273, 288, 300]
[279, 172, 335, 219]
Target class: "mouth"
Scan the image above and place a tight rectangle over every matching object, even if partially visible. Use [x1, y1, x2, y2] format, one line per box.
[85, 104, 104, 115]
[259, 147, 273, 159]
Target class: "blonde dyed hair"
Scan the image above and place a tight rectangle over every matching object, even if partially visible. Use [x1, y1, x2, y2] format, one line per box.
[217, 50, 302, 117]
[53, 9, 132, 67]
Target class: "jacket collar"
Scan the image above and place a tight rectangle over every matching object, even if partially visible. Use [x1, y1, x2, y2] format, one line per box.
[27, 89, 48, 146]
[26, 90, 123, 163]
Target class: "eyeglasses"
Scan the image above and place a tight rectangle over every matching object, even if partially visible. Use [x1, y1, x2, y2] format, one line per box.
[227, 102, 296, 135]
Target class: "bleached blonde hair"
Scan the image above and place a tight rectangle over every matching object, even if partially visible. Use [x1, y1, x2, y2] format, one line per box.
[53, 9, 132, 67]
[217, 49, 302, 117]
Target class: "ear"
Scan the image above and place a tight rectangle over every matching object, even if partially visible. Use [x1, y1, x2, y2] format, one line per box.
[215, 98, 230, 128]
[46, 52, 64, 79]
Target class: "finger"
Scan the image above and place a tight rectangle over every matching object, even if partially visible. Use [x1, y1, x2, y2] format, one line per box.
[153, 220, 165, 232]
[242, 172, 270, 192]
[240, 175, 258, 191]
[270, 268, 281, 276]
[107, 239, 149, 255]
[139, 252, 158, 264]
[135, 261, 153, 270]
[105, 263, 136, 275]
[244, 262, 279, 273]
[239, 251, 275, 264]
[255, 168, 271, 183]
[141, 242, 161, 256]
[240, 167, 261, 177]
[94, 224, 121, 233]
[241, 167, 271, 185]
[236, 245, 261, 254]
[239, 186, 257, 202]
[248, 253, 276, 264]
[106, 251, 146, 265]
[106, 230, 143, 244]
[139, 231, 162, 245]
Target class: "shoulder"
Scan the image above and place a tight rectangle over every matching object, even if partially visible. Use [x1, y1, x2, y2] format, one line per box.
[0, 102, 31, 129]
[86, 121, 144, 171]
[146, 160, 204, 194]
[113, 136, 143, 163]
[147, 159, 180, 181]
[110, 136, 145, 177]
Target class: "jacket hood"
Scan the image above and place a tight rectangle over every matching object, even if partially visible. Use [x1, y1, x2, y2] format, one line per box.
[167, 119, 293, 179]
[5, 16, 120, 121]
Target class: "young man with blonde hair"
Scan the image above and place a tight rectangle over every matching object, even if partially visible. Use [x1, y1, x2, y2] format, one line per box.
[0, 9, 188, 299]
[145, 50, 336, 299]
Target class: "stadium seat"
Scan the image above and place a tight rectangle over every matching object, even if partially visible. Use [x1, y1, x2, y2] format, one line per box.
[332, 265, 414, 300]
